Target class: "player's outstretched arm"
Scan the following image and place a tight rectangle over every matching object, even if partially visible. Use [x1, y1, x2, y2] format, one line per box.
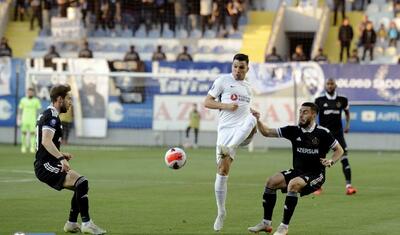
[204, 94, 238, 111]
[256, 119, 279, 138]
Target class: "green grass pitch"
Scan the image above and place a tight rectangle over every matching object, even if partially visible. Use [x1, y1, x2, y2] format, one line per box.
[1, 144, 399, 235]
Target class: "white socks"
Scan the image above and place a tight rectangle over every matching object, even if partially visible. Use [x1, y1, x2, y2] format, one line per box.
[215, 173, 228, 215]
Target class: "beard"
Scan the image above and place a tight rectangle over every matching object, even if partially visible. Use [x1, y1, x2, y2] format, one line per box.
[60, 105, 68, 113]
[326, 89, 335, 95]
[299, 119, 310, 128]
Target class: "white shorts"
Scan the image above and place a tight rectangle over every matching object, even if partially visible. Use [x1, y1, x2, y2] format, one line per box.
[215, 115, 257, 164]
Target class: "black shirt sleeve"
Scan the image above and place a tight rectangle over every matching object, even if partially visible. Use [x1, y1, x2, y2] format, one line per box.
[278, 125, 297, 141]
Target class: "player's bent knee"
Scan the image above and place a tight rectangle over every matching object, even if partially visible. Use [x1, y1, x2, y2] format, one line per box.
[287, 178, 306, 192]
[63, 170, 81, 189]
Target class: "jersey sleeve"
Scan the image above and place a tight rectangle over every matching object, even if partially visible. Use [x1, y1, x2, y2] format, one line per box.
[208, 76, 224, 98]
[42, 112, 59, 133]
[277, 125, 296, 141]
[324, 128, 339, 149]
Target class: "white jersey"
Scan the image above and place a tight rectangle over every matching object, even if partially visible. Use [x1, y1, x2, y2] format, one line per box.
[208, 73, 253, 129]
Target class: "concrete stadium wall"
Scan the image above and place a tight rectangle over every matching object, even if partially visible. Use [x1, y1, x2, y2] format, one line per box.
[1, 127, 399, 151]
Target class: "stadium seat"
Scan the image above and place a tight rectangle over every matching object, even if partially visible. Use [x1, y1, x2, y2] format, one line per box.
[204, 29, 217, 39]
[190, 29, 202, 39]
[385, 46, 397, 56]
[372, 0, 386, 6]
[116, 44, 129, 52]
[381, 3, 393, 13]
[374, 46, 384, 57]
[162, 29, 174, 38]
[148, 29, 161, 38]
[94, 29, 107, 37]
[176, 29, 188, 39]
[366, 3, 380, 15]
[33, 41, 46, 51]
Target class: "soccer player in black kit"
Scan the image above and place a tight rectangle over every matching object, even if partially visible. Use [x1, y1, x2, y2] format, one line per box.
[34, 84, 106, 234]
[315, 78, 357, 195]
[248, 102, 344, 235]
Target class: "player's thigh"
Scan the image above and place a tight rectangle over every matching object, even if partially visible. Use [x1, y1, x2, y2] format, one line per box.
[266, 172, 287, 189]
[299, 172, 325, 196]
[287, 176, 307, 192]
[63, 169, 82, 190]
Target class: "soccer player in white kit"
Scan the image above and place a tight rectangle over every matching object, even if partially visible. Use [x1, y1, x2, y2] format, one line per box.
[204, 53, 258, 231]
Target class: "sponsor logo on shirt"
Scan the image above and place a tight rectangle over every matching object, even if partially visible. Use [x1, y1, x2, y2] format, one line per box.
[323, 109, 340, 115]
[297, 147, 319, 154]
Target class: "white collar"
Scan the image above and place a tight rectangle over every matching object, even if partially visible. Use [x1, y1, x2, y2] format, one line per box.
[300, 122, 316, 133]
[325, 91, 337, 100]
[47, 105, 59, 116]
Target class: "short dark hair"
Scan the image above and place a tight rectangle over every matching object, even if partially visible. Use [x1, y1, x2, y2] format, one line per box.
[50, 84, 71, 102]
[233, 53, 249, 64]
[301, 102, 319, 114]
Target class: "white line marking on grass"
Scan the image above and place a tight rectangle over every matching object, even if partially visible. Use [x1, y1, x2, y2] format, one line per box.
[0, 178, 36, 183]
[0, 169, 34, 174]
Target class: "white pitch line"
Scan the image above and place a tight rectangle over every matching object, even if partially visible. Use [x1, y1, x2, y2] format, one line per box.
[0, 178, 36, 183]
[0, 169, 34, 174]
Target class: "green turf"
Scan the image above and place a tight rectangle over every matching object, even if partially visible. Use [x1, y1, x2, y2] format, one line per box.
[0, 144, 399, 235]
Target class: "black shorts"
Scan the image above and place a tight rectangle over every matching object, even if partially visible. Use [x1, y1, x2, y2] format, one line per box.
[280, 169, 325, 196]
[34, 160, 67, 191]
[334, 133, 348, 154]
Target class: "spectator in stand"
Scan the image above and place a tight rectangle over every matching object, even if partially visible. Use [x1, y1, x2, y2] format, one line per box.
[394, 1, 400, 17]
[142, 0, 155, 36]
[227, 0, 244, 33]
[30, 0, 43, 31]
[42, 0, 53, 31]
[213, 0, 228, 35]
[187, 0, 200, 33]
[174, 0, 187, 32]
[176, 46, 193, 61]
[14, 0, 26, 21]
[388, 21, 399, 47]
[200, 0, 213, 36]
[333, 0, 345, 26]
[78, 41, 93, 58]
[361, 21, 376, 61]
[265, 47, 283, 63]
[357, 15, 370, 47]
[338, 17, 353, 63]
[0, 37, 12, 57]
[58, 0, 69, 17]
[80, 0, 89, 28]
[44, 45, 60, 68]
[124, 45, 141, 62]
[152, 45, 167, 61]
[377, 23, 387, 46]
[291, 45, 307, 61]
[348, 49, 360, 64]
[313, 48, 329, 63]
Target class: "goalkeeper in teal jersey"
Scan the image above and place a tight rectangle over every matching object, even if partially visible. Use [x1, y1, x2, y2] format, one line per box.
[18, 88, 42, 153]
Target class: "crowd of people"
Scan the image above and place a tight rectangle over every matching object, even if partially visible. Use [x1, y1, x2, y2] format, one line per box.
[13, 0, 253, 38]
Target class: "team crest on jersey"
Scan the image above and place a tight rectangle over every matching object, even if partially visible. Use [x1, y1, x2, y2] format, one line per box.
[312, 137, 320, 146]
[230, 94, 238, 101]
[336, 102, 342, 108]
[50, 119, 57, 127]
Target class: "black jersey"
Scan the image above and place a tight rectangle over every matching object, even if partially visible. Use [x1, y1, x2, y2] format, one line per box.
[35, 106, 62, 162]
[315, 92, 349, 135]
[277, 123, 338, 174]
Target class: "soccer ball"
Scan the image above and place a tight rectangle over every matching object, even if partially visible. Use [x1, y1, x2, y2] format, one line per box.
[164, 147, 187, 170]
